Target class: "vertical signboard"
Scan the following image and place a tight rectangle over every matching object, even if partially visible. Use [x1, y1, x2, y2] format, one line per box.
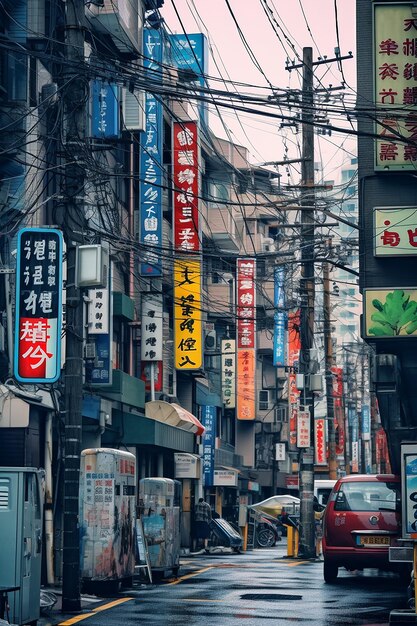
[140, 29, 163, 275]
[85, 266, 112, 386]
[314, 418, 327, 465]
[288, 310, 301, 447]
[374, 3, 417, 170]
[361, 404, 371, 441]
[236, 259, 256, 420]
[174, 259, 202, 369]
[332, 366, 345, 457]
[297, 408, 311, 448]
[221, 338, 236, 409]
[201, 405, 216, 487]
[141, 293, 163, 361]
[91, 80, 119, 139]
[14, 227, 63, 383]
[173, 121, 200, 253]
[168, 33, 208, 125]
[273, 266, 286, 366]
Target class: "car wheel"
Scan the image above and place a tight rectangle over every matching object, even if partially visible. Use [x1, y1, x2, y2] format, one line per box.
[323, 560, 339, 584]
[257, 527, 276, 548]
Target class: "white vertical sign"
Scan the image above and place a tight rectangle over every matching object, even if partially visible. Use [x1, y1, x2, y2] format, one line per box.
[141, 293, 163, 361]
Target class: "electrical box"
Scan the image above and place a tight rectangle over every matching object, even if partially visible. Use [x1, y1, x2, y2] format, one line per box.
[0, 467, 43, 625]
[76, 244, 109, 288]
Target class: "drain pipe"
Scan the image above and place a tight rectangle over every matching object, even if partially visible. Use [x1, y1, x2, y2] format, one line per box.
[44, 410, 54, 584]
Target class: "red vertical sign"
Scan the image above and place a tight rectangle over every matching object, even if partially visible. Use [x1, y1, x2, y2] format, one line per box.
[236, 259, 256, 420]
[173, 121, 200, 252]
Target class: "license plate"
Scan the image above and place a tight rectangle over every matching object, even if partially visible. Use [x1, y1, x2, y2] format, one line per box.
[359, 536, 390, 546]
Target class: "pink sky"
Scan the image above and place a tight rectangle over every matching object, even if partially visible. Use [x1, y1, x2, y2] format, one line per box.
[161, 0, 357, 179]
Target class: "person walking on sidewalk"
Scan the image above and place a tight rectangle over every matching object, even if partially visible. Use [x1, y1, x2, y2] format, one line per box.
[194, 497, 212, 552]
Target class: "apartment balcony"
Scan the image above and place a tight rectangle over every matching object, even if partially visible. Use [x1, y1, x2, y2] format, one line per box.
[206, 205, 240, 252]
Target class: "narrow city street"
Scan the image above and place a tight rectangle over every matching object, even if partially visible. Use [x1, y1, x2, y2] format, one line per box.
[49, 545, 409, 626]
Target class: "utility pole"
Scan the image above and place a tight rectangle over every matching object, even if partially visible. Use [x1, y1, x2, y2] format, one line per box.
[323, 248, 337, 480]
[298, 47, 316, 559]
[60, 0, 87, 612]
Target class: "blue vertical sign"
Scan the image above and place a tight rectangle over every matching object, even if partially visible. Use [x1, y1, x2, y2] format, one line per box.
[168, 33, 208, 126]
[273, 267, 286, 366]
[349, 405, 358, 442]
[91, 81, 119, 139]
[201, 405, 216, 487]
[140, 29, 163, 276]
[361, 404, 371, 441]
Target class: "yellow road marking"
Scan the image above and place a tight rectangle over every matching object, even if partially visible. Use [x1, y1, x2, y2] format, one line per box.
[59, 597, 133, 625]
[286, 560, 309, 567]
[167, 566, 214, 585]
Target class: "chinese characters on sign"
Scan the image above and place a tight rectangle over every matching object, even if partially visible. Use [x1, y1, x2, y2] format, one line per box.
[201, 405, 216, 487]
[314, 418, 327, 465]
[288, 310, 301, 447]
[85, 266, 112, 386]
[141, 293, 163, 361]
[236, 259, 256, 420]
[91, 80, 119, 139]
[374, 207, 417, 255]
[297, 408, 311, 448]
[14, 228, 63, 383]
[273, 266, 286, 366]
[173, 121, 200, 253]
[332, 366, 345, 457]
[221, 339, 236, 409]
[140, 29, 163, 275]
[174, 259, 202, 369]
[374, 4, 417, 169]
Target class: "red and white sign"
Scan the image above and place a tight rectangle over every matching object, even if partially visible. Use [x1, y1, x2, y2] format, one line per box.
[15, 228, 63, 383]
[173, 121, 200, 252]
[297, 408, 311, 448]
[236, 258, 256, 420]
[314, 418, 327, 465]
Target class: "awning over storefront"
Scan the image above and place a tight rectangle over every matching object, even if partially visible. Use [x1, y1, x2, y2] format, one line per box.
[145, 401, 205, 436]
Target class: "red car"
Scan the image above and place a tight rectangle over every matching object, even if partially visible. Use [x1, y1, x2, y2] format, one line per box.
[322, 474, 406, 583]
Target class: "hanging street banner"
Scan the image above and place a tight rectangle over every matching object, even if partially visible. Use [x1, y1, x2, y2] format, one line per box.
[141, 293, 163, 361]
[173, 121, 201, 253]
[314, 417, 327, 465]
[236, 258, 256, 420]
[273, 266, 286, 366]
[374, 3, 417, 170]
[361, 404, 371, 441]
[331, 366, 345, 457]
[297, 407, 311, 448]
[201, 405, 216, 487]
[288, 310, 301, 447]
[91, 80, 119, 139]
[174, 259, 202, 369]
[374, 206, 417, 256]
[140, 28, 163, 276]
[168, 33, 208, 125]
[14, 227, 63, 383]
[221, 338, 236, 409]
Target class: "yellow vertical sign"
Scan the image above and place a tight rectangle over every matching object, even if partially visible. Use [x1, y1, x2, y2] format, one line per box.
[174, 259, 203, 370]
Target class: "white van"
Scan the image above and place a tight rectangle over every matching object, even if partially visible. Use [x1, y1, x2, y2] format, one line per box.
[314, 479, 337, 506]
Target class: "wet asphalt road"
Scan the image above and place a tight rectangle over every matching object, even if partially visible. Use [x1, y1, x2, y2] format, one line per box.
[49, 543, 410, 626]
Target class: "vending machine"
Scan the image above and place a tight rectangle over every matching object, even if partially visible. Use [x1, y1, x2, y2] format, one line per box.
[139, 478, 181, 578]
[0, 467, 43, 626]
[79, 448, 136, 593]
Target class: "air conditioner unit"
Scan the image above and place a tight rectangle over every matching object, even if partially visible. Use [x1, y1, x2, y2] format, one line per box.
[261, 236, 276, 252]
[274, 406, 287, 423]
[258, 389, 272, 411]
[122, 88, 145, 131]
[204, 329, 217, 351]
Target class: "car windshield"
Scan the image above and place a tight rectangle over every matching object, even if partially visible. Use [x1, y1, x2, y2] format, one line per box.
[333, 481, 398, 512]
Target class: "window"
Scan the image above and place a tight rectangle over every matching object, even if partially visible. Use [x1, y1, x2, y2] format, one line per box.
[334, 481, 398, 512]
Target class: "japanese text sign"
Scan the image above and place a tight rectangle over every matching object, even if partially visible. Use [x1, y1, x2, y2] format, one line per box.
[174, 259, 202, 369]
[14, 227, 63, 383]
[173, 121, 200, 253]
[314, 418, 327, 465]
[361, 404, 371, 441]
[88, 286, 109, 335]
[141, 293, 163, 361]
[374, 4, 417, 169]
[140, 28, 163, 275]
[297, 408, 311, 448]
[374, 206, 417, 255]
[91, 80, 119, 139]
[85, 265, 112, 386]
[273, 266, 286, 366]
[221, 338, 236, 409]
[201, 405, 216, 487]
[236, 259, 256, 420]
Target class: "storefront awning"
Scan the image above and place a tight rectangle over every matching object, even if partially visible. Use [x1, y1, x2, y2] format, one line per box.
[145, 401, 205, 436]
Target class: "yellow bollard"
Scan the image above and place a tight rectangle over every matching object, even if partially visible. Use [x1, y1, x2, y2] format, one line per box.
[286, 525, 294, 557]
[294, 527, 299, 557]
[241, 525, 248, 552]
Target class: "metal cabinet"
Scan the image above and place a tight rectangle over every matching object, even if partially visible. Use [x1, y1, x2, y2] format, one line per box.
[0, 467, 43, 626]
